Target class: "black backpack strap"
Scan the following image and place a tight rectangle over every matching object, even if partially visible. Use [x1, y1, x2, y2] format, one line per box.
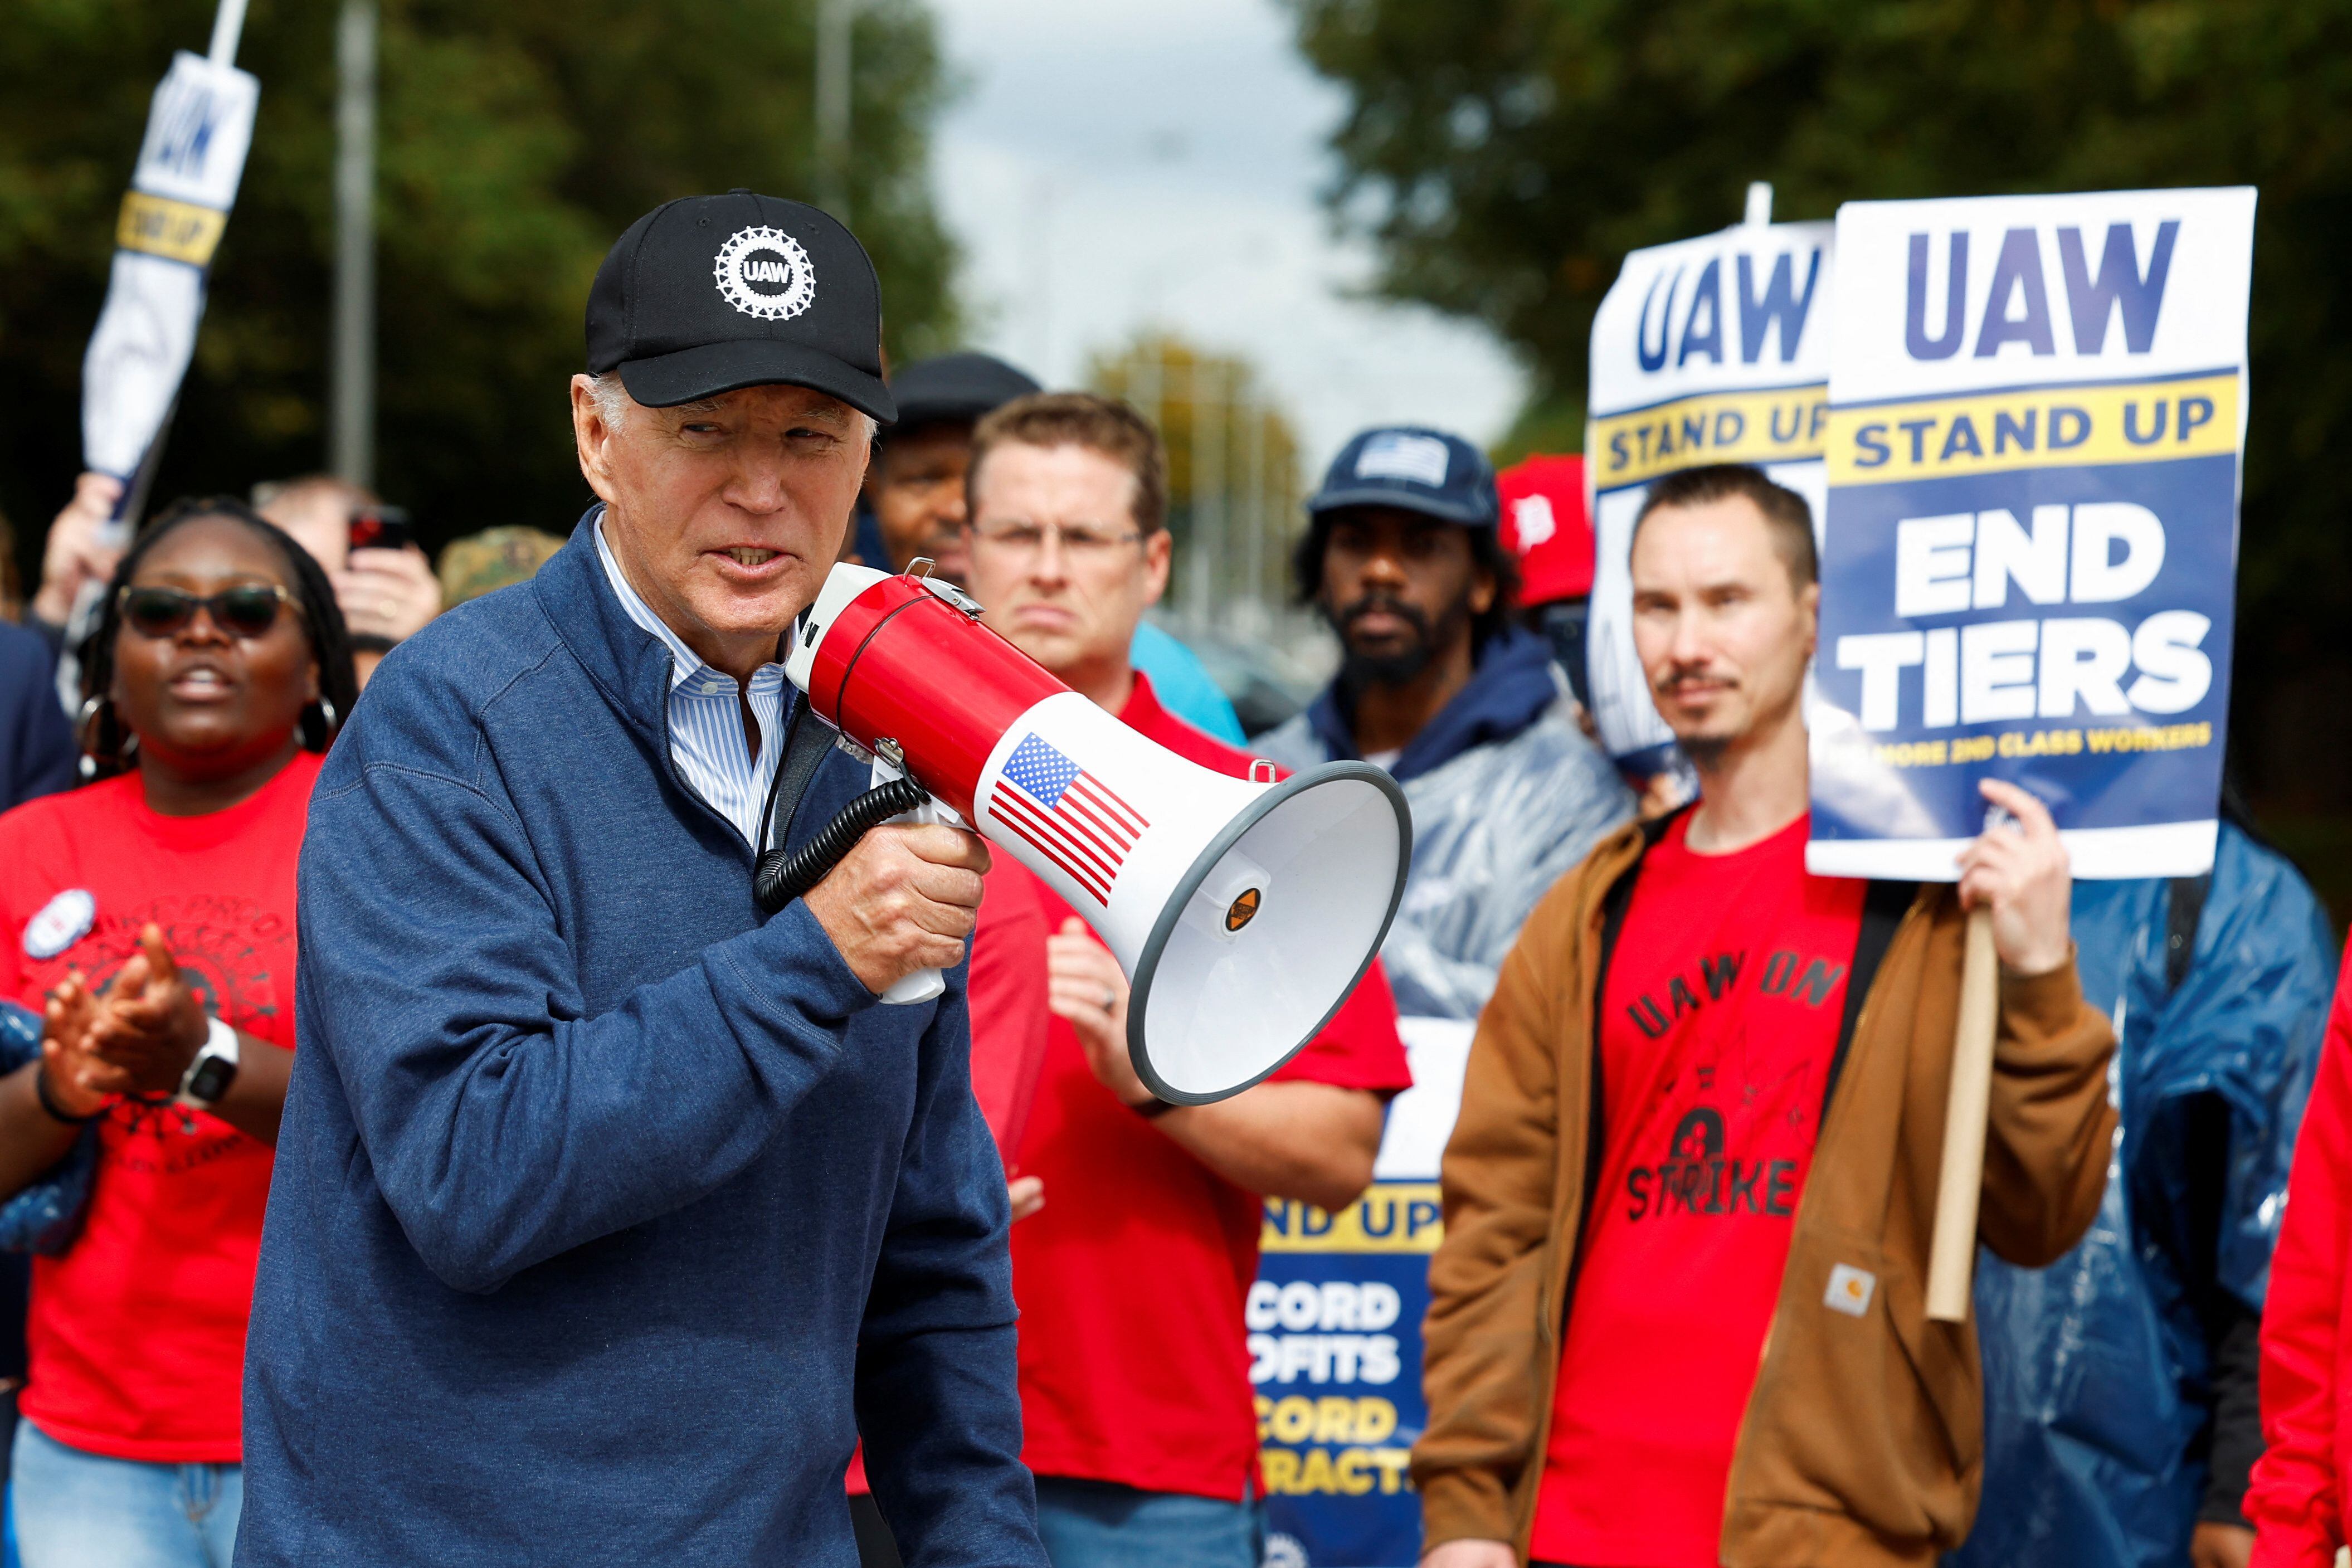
[2165, 874, 2212, 995]
[757, 696, 843, 863]
[1823, 879, 1917, 1119]
[1588, 853, 1643, 1195]
[1588, 806, 1683, 1070]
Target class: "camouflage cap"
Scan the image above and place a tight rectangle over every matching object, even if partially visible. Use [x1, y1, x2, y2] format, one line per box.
[437, 526, 567, 607]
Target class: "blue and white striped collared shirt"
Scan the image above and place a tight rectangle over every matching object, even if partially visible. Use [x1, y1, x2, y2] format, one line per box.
[594, 519, 789, 849]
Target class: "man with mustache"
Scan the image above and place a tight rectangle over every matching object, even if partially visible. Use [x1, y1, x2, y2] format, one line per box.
[1414, 463, 2116, 1568]
[1257, 425, 1630, 1021]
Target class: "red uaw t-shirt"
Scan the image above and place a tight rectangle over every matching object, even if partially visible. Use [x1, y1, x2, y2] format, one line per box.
[1010, 673, 1412, 1502]
[965, 858, 1055, 1162]
[1531, 811, 1864, 1567]
[0, 751, 320, 1463]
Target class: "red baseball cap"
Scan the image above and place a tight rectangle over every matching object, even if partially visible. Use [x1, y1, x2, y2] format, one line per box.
[1497, 454, 1594, 606]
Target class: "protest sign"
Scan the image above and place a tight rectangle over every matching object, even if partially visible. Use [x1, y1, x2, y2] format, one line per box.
[55, 18, 259, 712]
[1811, 188, 2254, 881]
[82, 47, 259, 490]
[1255, 1017, 1468, 1568]
[1585, 218, 1835, 778]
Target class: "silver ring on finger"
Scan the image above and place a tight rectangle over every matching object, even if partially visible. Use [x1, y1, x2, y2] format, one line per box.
[1099, 987, 1117, 1012]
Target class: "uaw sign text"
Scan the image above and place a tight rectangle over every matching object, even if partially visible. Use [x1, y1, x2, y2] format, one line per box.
[1810, 188, 2254, 880]
[1585, 218, 1835, 778]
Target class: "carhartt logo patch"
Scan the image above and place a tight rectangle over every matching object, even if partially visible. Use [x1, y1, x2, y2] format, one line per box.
[1825, 1263, 1876, 1317]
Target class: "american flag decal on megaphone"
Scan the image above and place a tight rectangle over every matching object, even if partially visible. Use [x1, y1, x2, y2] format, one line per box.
[785, 563, 1413, 1105]
[990, 733, 1151, 906]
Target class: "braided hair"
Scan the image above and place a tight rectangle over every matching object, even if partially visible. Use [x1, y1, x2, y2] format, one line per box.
[76, 496, 359, 781]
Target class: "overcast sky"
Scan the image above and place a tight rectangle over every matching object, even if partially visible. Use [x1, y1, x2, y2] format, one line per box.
[922, 0, 1528, 475]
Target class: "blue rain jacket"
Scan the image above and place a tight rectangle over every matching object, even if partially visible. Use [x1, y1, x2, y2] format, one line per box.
[1256, 629, 1632, 1019]
[1951, 822, 2335, 1568]
[1129, 619, 1246, 744]
[0, 1001, 93, 1256]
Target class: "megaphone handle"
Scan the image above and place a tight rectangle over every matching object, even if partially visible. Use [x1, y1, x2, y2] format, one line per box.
[871, 754, 948, 1006]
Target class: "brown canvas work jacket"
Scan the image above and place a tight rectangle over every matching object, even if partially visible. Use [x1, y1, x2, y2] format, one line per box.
[1413, 815, 2118, 1567]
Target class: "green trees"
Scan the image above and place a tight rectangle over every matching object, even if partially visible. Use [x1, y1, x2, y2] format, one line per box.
[0, 0, 957, 569]
[1092, 333, 1306, 635]
[1292, 0, 2352, 827]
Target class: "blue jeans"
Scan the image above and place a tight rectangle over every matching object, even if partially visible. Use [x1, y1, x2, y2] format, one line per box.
[1032, 1477, 1263, 1568]
[8, 1422, 240, 1568]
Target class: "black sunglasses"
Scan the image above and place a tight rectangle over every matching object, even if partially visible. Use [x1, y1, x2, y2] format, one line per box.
[118, 583, 303, 640]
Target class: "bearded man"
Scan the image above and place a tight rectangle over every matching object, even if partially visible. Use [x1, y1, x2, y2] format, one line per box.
[1256, 425, 1630, 1021]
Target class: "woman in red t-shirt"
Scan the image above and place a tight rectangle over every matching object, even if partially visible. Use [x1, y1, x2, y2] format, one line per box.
[0, 497, 356, 1568]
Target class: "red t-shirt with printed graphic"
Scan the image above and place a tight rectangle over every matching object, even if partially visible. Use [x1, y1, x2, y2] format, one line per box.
[1010, 674, 1412, 1503]
[1530, 811, 1865, 1568]
[0, 751, 320, 1464]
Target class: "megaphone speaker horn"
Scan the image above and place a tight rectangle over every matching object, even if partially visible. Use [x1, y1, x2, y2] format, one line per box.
[1125, 757, 1408, 1104]
[784, 564, 1413, 1103]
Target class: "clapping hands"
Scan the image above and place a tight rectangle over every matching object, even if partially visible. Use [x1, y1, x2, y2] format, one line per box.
[40, 926, 211, 1111]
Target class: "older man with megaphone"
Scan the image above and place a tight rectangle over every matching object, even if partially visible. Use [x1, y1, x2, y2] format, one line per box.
[234, 194, 1044, 1568]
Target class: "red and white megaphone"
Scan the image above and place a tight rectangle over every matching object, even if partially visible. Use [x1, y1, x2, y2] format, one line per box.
[781, 562, 1411, 1105]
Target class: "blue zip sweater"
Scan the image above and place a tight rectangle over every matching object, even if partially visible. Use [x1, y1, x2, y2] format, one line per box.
[237, 520, 1042, 1567]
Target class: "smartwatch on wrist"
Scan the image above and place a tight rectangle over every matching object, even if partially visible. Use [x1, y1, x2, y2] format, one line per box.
[177, 1016, 241, 1108]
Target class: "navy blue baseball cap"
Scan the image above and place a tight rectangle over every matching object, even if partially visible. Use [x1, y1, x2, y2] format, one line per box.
[1307, 426, 1498, 528]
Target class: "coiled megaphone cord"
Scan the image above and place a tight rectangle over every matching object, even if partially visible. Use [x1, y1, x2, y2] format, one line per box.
[753, 776, 931, 916]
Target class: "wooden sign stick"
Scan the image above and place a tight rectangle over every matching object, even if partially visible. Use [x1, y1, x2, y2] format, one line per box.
[1926, 904, 1999, 1323]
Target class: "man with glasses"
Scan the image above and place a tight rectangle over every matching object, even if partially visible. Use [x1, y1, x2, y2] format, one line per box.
[860, 353, 1245, 743]
[962, 392, 1410, 1568]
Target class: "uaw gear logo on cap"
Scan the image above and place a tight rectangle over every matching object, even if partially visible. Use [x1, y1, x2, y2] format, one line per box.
[713, 225, 816, 322]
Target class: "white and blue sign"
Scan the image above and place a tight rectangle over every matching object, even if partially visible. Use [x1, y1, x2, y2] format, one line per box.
[1253, 1017, 1468, 1567]
[1810, 188, 2255, 880]
[1585, 217, 1836, 779]
[82, 50, 259, 485]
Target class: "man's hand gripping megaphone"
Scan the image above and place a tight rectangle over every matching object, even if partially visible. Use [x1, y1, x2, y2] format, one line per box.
[762, 561, 1413, 1107]
[792, 795, 990, 1005]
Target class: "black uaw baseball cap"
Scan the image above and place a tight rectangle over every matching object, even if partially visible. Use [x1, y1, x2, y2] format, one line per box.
[586, 190, 897, 423]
